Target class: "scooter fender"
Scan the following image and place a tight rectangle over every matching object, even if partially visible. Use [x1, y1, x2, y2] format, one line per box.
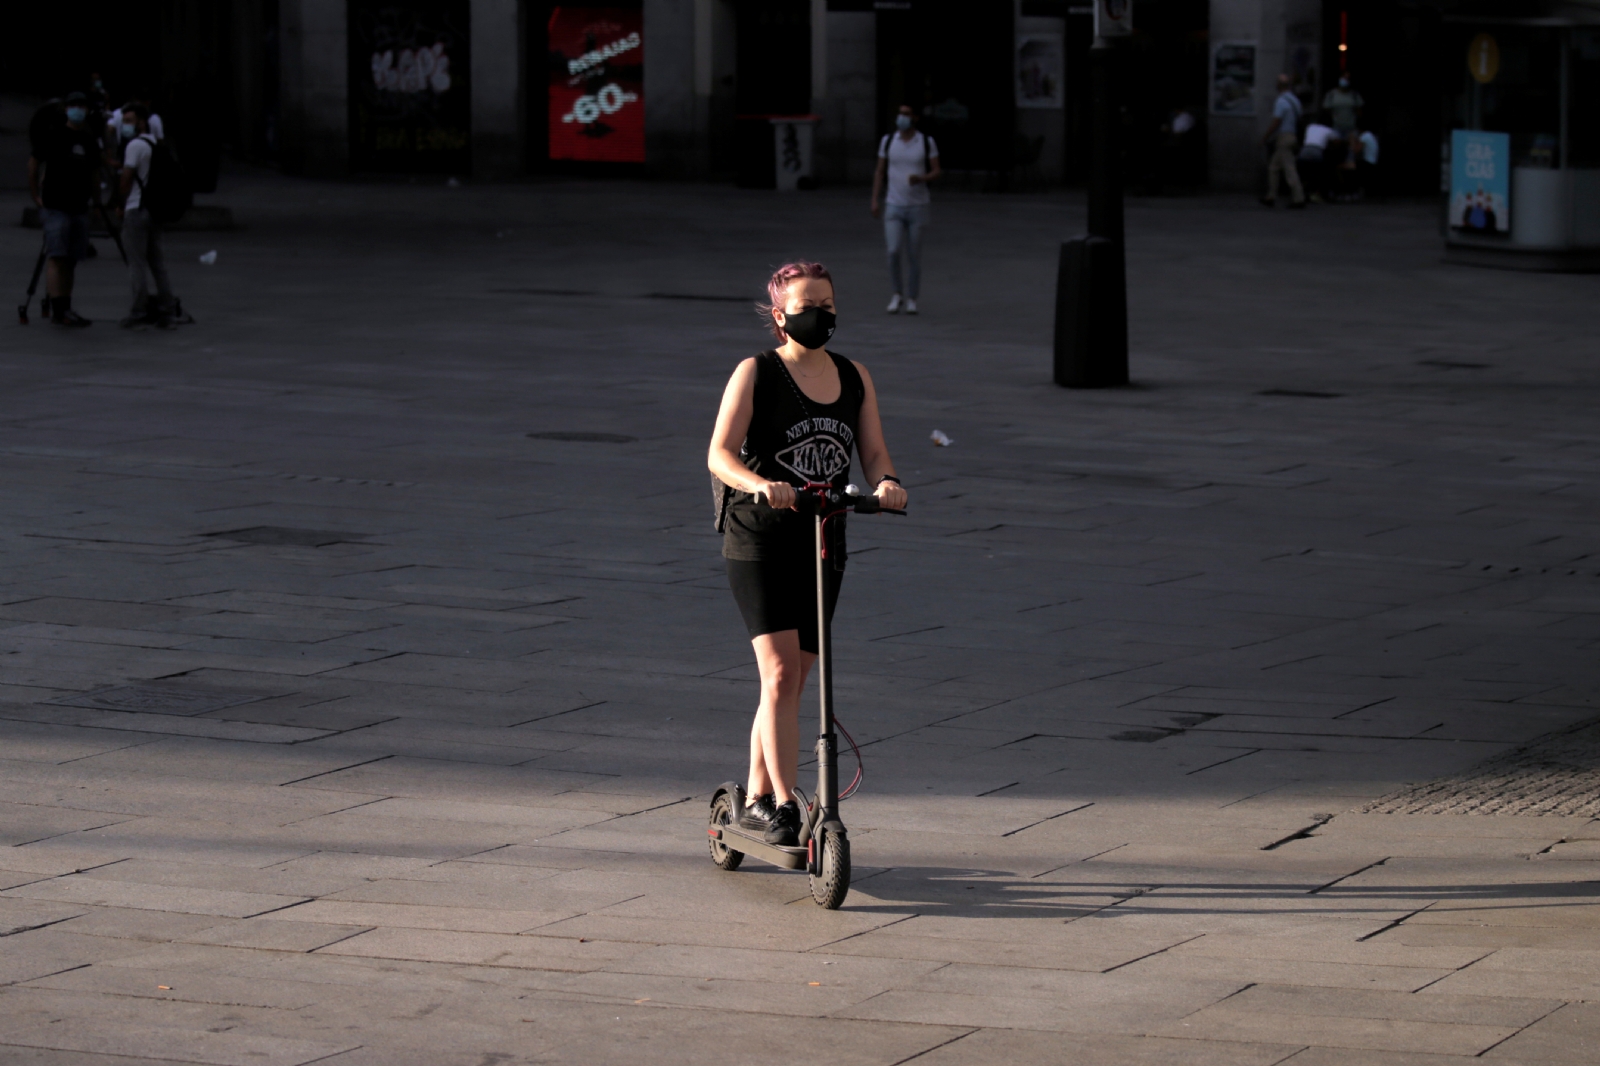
[711, 781, 745, 810]
[806, 819, 848, 877]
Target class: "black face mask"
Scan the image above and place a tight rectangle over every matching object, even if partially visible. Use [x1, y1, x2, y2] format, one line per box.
[781, 307, 836, 350]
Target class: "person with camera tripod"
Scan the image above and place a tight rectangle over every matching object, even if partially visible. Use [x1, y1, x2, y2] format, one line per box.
[26, 91, 99, 327]
[116, 104, 176, 329]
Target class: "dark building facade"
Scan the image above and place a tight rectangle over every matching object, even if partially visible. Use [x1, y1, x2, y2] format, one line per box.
[13, 0, 1588, 230]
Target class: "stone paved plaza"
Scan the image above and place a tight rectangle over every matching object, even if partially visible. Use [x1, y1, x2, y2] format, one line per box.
[1, 169, 1598, 1065]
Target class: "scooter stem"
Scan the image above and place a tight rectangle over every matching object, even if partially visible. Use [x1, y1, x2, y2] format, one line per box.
[814, 510, 836, 812]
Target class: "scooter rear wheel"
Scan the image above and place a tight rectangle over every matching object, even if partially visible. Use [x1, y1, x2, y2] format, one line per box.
[809, 831, 849, 908]
[708, 792, 743, 871]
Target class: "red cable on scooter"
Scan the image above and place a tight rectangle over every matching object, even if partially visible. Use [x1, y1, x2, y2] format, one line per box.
[837, 716, 864, 800]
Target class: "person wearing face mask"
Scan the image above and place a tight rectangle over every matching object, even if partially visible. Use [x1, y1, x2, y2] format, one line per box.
[871, 105, 941, 315]
[27, 92, 102, 327]
[707, 261, 908, 848]
[1322, 75, 1365, 137]
[116, 105, 176, 329]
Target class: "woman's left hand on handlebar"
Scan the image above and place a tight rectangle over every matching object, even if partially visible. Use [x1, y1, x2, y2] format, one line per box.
[874, 480, 907, 511]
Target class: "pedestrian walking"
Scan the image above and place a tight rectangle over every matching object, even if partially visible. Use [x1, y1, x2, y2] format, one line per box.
[1322, 74, 1364, 136]
[1260, 74, 1306, 209]
[27, 92, 100, 327]
[116, 104, 176, 329]
[870, 105, 940, 315]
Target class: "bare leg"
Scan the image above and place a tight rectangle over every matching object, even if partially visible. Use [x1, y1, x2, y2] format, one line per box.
[45, 257, 72, 298]
[747, 630, 817, 804]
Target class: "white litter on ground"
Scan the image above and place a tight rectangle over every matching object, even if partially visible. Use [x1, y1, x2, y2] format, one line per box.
[930, 429, 953, 447]
[198, 250, 218, 265]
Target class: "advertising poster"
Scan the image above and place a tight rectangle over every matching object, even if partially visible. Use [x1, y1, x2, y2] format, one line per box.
[1449, 129, 1510, 234]
[1015, 33, 1064, 109]
[348, 0, 471, 173]
[548, 7, 645, 164]
[1211, 42, 1256, 115]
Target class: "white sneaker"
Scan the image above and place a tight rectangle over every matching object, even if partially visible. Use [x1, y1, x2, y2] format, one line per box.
[886, 294, 902, 314]
[904, 298, 918, 315]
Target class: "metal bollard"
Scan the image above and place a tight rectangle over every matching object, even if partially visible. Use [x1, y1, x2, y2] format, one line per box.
[1053, 236, 1128, 388]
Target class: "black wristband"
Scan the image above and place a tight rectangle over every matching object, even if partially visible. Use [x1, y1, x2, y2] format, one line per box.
[877, 474, 901, 485]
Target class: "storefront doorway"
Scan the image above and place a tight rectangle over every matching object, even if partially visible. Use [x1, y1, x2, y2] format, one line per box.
[1321, 2, 1446, 196]
[875, 0, 1015, 182]
[348, 0, 472, 174]
[733, 0, 811, 187]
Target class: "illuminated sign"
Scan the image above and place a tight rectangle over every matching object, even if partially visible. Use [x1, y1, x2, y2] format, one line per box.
[1467, 33, 1500, 85]
[548, 8, 645, 164]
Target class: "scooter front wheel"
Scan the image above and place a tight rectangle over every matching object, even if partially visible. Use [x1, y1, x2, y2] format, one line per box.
[708, 792, 743, 871]
[809, 831, 849, 908]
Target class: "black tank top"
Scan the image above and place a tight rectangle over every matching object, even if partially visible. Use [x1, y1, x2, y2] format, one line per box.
[722, 350, 865, 564]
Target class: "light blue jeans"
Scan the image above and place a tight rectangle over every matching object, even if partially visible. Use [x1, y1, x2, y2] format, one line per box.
[884, 202, 929, 299]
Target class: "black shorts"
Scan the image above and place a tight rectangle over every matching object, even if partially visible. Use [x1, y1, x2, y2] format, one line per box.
[726, 556, 843, 655]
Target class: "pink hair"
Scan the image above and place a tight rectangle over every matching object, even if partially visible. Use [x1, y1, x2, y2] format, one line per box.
[758, 261, 833, 340]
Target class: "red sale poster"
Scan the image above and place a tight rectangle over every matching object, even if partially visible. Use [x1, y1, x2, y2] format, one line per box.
[548, 7, 645, 163]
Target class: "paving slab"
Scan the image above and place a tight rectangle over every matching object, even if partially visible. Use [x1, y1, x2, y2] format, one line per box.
[906, 1027, 1299, 1066]
[0, 165, 1595, 1063]
[0, 1021, 357, 1066]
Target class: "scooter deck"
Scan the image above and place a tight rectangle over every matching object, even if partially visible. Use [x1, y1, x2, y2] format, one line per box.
[709, 823, 807, 871]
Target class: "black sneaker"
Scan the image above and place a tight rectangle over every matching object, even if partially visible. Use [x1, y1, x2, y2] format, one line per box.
[738, 793, 776, 832]
[119, 313, 154, 329]
[53, 310, 92, 328]
[764, 800, 801, 847]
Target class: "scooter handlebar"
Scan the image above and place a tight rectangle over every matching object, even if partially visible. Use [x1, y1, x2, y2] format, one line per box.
[755, 484, 905, 515]
[848, 494, 905, 515]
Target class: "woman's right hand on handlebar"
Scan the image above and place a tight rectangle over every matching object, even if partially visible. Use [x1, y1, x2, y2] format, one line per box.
[758, 481, 797, 510]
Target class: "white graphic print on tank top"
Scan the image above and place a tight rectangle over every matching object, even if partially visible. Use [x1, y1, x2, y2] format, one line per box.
[775, 416, 855, 483]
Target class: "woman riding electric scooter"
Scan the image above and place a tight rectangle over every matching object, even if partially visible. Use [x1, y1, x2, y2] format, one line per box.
[707, 261, 908, 849]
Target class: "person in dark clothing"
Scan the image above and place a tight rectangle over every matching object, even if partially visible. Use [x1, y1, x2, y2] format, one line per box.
[707, 261, 908, 847]
[27, 91, 101, 327]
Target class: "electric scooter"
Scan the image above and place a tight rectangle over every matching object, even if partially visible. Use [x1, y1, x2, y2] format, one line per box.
[706, 481, 903, 909]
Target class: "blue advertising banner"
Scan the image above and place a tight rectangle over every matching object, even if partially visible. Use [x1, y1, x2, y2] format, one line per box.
[1449, 129, 1510, 235]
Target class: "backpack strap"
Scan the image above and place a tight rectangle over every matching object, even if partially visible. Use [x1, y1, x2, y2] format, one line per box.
[713, 352, 772, 531]
[130, 134, 157, 190]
